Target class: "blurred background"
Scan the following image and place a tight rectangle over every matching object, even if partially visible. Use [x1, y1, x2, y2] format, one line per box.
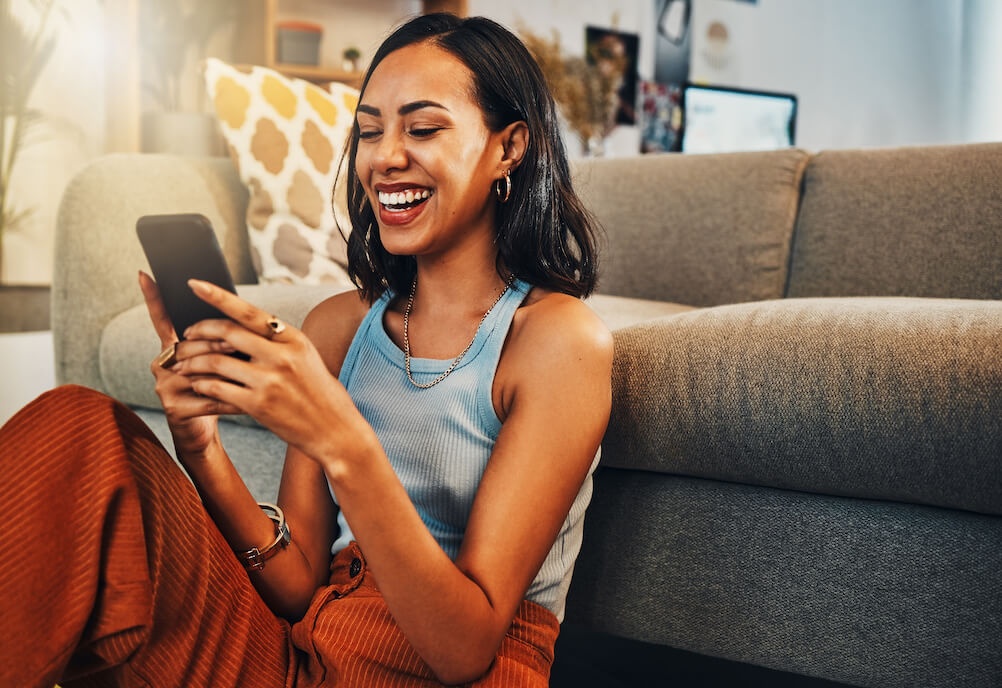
[1, 0, 1000, 419]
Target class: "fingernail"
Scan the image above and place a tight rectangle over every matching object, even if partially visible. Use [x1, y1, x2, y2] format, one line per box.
[189, 279, 210, 295]
[183, 327, 192, 338]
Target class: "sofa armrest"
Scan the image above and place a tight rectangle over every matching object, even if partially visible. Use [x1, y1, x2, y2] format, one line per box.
[52, 154, 253, 392]
[603, 297, 1002, 515]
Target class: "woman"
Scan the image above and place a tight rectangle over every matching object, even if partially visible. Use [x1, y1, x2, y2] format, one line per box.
[0, 13, 611, 687]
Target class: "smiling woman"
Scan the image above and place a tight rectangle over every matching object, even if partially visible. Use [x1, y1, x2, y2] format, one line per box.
[0, 12, 612, 688]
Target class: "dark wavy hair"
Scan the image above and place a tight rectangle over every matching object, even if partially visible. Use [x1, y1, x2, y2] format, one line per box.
[335, 13, 600, 301]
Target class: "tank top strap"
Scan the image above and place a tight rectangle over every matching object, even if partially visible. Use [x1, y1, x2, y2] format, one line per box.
[477, 278, 531, 365]
[337, 289, 394, 386]
[472, 278, 531, 434]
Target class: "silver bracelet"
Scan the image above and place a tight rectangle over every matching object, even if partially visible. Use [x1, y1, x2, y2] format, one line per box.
[234, 502, 291, 571]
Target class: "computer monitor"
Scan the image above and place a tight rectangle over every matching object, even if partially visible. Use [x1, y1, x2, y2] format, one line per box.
[681, 84, 797, 154]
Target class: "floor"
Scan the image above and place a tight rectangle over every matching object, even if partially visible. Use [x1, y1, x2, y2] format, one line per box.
[0, 331, 57, 426]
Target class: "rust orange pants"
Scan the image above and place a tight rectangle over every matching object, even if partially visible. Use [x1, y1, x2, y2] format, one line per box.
[0, 386, 559, 687]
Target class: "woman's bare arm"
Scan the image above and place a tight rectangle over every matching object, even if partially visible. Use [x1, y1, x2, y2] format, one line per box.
[144, 277, 366, 621]
[318, 294, 613, 683]
[178, 282, 612, 683]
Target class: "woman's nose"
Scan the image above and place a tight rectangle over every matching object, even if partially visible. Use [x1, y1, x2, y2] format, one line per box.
[371, 130, 408, 172]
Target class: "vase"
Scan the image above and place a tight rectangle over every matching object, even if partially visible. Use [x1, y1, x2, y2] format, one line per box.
[583, 135, 607, 157]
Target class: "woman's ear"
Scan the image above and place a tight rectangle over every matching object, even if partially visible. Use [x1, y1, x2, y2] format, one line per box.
[498, 121, 529, 173]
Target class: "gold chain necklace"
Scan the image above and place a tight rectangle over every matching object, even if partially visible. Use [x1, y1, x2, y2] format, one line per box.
[403, 275, 514, 389]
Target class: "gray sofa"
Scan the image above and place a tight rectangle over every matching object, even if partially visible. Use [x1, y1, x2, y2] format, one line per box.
[53, 143, 1002, 687]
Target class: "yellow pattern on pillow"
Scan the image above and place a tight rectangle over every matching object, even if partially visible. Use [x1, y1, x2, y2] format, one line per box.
[204, 58, 357, 285]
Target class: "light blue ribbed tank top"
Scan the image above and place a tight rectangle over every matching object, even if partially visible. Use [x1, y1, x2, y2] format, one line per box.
[330, 278, 598, 620]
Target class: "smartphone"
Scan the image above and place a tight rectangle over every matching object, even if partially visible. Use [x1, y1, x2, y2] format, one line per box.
[136, 213, 241, 343]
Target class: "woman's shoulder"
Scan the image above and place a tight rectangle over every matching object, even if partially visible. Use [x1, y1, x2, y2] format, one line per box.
[520, 286, 610, 338]
[301, 288, 374, 376]
[492, 286, 612, 421]
[508, 287, 613, 372]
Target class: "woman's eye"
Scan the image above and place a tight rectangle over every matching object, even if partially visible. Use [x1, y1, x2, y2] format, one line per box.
[358, 130, 381, 140]
[409, 127, 442, 138]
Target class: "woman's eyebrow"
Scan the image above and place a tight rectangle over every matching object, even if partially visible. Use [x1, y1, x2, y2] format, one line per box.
[356, 101, 450, 117]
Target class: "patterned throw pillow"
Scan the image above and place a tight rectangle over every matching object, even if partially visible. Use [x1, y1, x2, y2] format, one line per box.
[203, 57, 359, 286]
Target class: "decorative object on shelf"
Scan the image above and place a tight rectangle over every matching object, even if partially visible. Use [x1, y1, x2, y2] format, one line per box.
[585, 26, 639, 127]
[342, 46, 361, 72]
[203, 58, 358, 286]
[0, 0, 59, 281]
[639, 80, 682, 154]
[276, 20, 323, 66]
[520, 25, 627, 157]
[702, 21, 733, 71]
[140, 0, 238, 156]
[659, 0, 691, 45]
[654, 0, 691, 124]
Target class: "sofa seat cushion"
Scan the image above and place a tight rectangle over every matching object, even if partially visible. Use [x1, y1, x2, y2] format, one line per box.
[585, 293, 696, 331]
[603, 297, 1002, 515]
[100, 283, 352, 416]
[101, 286, 684, 429]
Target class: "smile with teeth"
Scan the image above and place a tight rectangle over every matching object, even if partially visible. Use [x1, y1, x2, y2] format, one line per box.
[378, 188, 433, 211]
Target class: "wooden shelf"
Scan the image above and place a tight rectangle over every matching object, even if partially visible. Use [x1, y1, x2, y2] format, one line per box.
[234, 0, 466, 87]
[237, 63, 364, 88]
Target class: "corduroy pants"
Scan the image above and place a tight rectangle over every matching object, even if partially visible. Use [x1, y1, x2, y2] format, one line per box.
[0, 385, 559, 687]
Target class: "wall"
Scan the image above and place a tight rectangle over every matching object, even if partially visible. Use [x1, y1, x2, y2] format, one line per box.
[277, 0, 421, 76]
[7, 0, 1000, 287]
[3, 0, 106, 285]
[467, 0, 658, 158]
[687, 0, 968, 151]
[962, 0, 1002, 143]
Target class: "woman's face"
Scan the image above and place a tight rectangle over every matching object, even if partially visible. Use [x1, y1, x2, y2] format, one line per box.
[354, 42, 505, 260]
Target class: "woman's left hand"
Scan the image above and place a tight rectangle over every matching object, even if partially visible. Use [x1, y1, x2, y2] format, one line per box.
[173, 279, 370, 463]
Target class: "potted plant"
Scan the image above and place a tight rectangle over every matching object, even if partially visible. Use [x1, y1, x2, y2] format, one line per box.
[520, 26, 624, 156]
[0, 0, 59, 279]
[342, 46, 362, 72]
[139, 0, 238, 155]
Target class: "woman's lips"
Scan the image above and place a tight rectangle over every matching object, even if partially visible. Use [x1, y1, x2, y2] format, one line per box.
[374, 187, 433, 227]
[377, 193, 431, 226]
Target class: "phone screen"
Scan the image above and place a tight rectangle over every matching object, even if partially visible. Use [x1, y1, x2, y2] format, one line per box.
[136, 213, 240, 341]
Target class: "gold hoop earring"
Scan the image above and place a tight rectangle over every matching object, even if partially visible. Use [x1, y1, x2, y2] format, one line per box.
[495, 170, 512, 203]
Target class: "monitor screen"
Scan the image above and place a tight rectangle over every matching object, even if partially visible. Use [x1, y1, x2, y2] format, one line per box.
[681, 84, 797, 154]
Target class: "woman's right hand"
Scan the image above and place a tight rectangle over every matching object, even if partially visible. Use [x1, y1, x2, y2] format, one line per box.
[139, 271, 239, 459]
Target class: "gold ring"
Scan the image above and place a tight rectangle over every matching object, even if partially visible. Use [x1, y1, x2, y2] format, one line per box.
[156, 343, 178, 369]
[265, 315, 286, 338]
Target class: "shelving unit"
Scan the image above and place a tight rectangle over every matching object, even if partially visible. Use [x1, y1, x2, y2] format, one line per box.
[234, 0, 467, 86]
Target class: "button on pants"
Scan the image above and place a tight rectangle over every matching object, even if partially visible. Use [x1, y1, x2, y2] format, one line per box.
[0, 386, 559, 687]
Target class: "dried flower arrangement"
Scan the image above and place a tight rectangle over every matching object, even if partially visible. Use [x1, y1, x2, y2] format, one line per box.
[520, 26, 628, 155]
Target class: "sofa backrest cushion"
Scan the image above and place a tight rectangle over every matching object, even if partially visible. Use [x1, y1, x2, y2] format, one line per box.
[572, 149, 809, 308]
[787, 142, 1002, 299]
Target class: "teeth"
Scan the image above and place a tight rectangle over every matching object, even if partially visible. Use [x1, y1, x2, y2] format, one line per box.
[378, 189, 432, 206]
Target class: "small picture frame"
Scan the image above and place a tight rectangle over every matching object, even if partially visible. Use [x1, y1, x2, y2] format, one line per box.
[585, 26, 640, 126]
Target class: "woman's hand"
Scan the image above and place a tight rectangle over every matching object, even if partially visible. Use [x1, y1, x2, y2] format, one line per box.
[139, 271, 238, 459]
[170, 279, 374, 464]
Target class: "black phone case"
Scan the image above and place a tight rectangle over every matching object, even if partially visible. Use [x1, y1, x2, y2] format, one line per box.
[136, 213, 239, 341]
